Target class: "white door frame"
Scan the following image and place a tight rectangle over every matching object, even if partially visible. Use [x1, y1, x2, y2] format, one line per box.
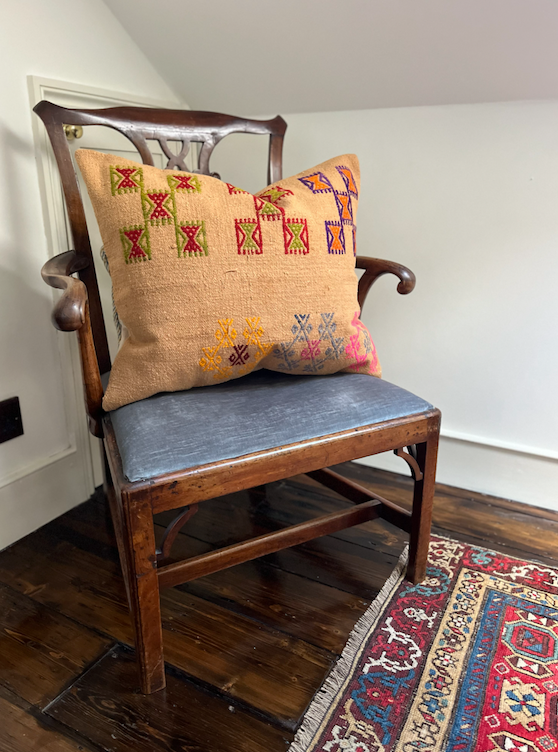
[27, 76, 184, 496]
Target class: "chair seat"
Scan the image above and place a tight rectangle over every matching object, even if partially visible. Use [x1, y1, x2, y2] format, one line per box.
[108, 371, 433, 482]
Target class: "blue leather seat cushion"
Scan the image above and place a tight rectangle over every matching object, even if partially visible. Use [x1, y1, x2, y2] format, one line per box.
[108, 371, 433, 482]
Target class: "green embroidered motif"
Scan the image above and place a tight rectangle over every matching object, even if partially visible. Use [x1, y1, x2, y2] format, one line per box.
[167, 173, 202, 193]
[177, 221, 208, 257]
[235, 220, 263, 254]
[142, 190, 174, 226]
[120, 225, 151, 263]
[258, 200, 283, 220]
[112, 164, 208, 259]
[110, 165, 143, 195]
[285, 220, 307, 252]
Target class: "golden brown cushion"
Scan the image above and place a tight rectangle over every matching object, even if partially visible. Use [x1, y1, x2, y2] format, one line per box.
[76, 150, 381, 410]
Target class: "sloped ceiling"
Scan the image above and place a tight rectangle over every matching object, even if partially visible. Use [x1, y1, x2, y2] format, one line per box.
[104, 0, 558, 115]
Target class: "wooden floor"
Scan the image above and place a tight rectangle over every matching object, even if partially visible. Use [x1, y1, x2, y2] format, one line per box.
[1, 463, 558, 751]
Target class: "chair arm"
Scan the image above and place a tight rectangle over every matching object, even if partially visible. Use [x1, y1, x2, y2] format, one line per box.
[41, 251, 90, 331]
[356, 256, 416, 309]
[41, 251, 104, 438]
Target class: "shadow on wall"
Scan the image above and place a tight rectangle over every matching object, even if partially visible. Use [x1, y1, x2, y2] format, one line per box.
[0, 123, 68, 477]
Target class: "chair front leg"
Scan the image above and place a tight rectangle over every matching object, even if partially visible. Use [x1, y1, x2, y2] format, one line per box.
[121, 492, 166, 693]
[407, 431, 439, 584]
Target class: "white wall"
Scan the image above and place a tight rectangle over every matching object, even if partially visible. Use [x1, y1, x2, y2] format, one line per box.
[0, 0, 181, 548]
[210, 101, 558, 510]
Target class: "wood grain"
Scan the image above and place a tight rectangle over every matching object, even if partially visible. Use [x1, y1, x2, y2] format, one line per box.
[0, 583, 111, 707]
[0, 464, 557, 751]
[47, 647, 291, 752]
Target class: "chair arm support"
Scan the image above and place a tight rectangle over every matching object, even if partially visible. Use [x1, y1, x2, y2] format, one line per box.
[41, 251, 90, 331]
[41, 251, 105, 438]
[356, 256, 416, 309]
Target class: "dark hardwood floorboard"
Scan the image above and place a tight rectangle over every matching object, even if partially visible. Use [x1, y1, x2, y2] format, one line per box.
[47, 647, 291, 752]
[0, 462, 557, 751]
[0, 582, 111, 708]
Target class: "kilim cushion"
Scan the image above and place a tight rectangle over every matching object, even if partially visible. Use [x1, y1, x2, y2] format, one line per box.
[75, 150, 381, 410]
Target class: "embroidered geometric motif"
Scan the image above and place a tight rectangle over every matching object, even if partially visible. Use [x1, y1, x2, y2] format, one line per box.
[256, 197, 284, 221]
[226, 183, 249, 195]
[199, 316, 273, 380]
[337, 165, 358, 197]
[283, 219, 309, 254]
[177, 221, 208, 257]
[258, 185, 293, 204]
[235, 219, 263, 255]
[228, 344, 250, 367]
[273, 312, 346, 373]
[297, 164, 359, 256]
[167, 173, 201, 193]
[336, 192, 353, 223]
[298, 172, 334, 194]
[110, 165, 142, 195]
[111, 164, 208, 261]
[143, 191, 173, 225]
[346, 312, 379, 373]
[120, 225, 151, 263]
[326, 221, 345, 254]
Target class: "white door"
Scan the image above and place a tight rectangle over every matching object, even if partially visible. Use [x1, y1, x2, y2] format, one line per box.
[4, 77, 186, 548]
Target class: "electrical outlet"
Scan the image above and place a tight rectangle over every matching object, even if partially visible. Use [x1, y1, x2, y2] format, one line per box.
[0, 397, 24, 444]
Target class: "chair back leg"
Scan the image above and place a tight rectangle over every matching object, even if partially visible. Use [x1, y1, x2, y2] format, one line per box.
[407, 433, 439, 584]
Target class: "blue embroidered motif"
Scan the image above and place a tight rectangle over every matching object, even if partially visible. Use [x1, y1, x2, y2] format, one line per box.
[273, 313, 345, 373]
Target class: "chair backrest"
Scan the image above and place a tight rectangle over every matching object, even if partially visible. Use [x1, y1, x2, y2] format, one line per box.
[34, 101, 287, 376]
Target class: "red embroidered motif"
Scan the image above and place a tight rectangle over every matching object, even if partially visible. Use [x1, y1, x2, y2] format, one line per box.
[254, 196, 284, 222]
[146, 192, 171, 220]
[115, 168, 140, 190]
[123, 228, 149, 262]
[171, 175, 199, 191]
[235, 219, 263, 255]
[300, 340, 321, 360]
[258, 186, 293, 204]
[178, 225, 205, 256]
[283, 218, 309, 254]
[226, 183, 249, 195]
[229, 344, 250, 366]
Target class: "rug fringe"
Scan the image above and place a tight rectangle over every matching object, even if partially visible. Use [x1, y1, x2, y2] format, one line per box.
[289, 546, 409, 752]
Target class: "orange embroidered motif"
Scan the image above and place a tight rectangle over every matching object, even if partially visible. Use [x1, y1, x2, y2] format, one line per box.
[326, 222, 345, 254]
[199, 317, 273, 380]
[298, 172, 334, 194]
[336, 166, 358, 197]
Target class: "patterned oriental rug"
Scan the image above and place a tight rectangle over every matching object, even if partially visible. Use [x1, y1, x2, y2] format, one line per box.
[290, 536, 558, 752]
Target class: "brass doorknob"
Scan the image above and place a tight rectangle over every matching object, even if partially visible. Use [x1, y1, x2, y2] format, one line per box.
[63, 124, 83, 141]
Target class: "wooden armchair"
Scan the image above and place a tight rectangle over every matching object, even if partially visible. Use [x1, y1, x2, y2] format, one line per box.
[34, 101, 440, 695]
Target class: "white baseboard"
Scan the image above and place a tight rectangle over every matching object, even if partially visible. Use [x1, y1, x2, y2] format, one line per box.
[357, 432, 558, 513]
[0, 449, 92, 552]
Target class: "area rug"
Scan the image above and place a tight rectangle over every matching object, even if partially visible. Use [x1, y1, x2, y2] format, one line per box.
[290, 536, 558, 752]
